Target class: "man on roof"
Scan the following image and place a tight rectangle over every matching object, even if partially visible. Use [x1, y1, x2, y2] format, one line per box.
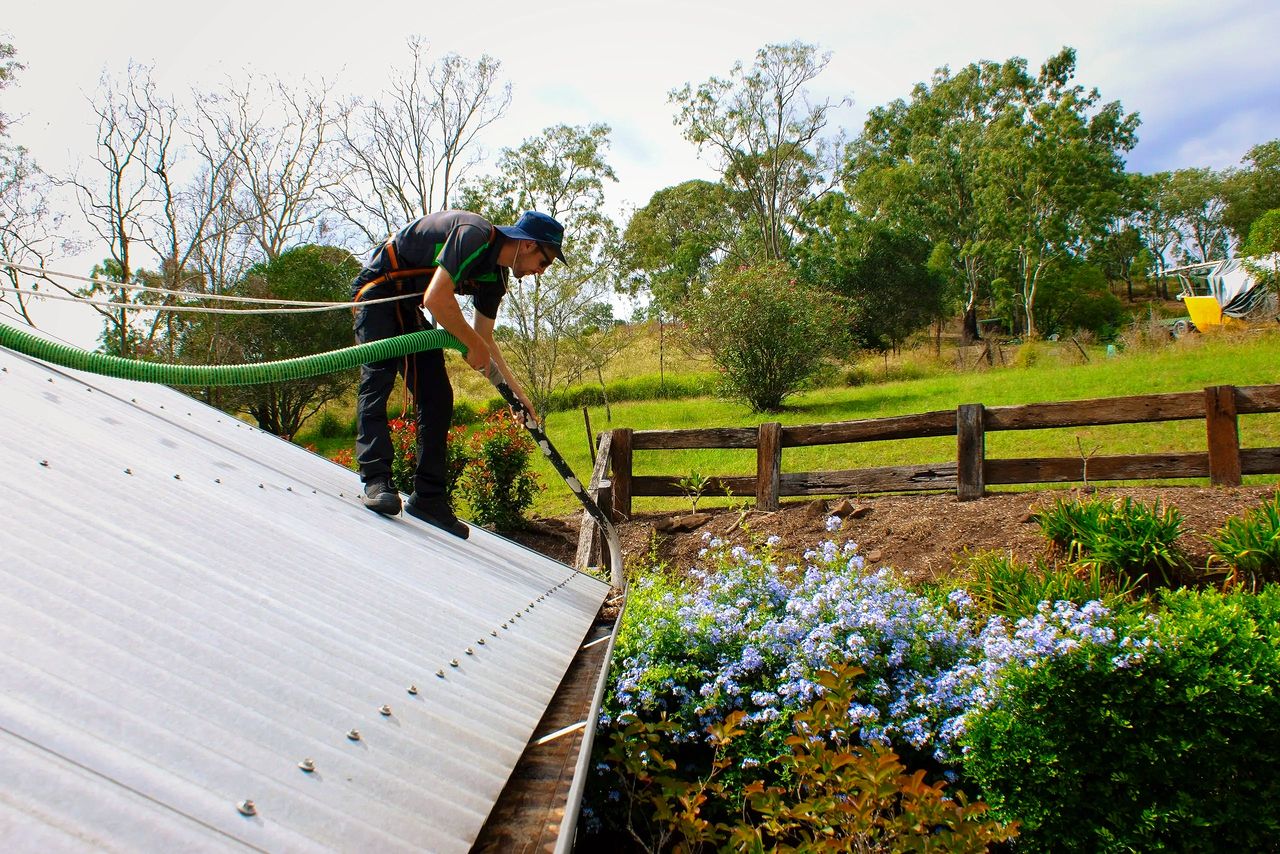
[350, 210, 566, 539]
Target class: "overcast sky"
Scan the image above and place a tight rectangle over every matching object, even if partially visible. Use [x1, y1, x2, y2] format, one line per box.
[4, 0, 1279, 340]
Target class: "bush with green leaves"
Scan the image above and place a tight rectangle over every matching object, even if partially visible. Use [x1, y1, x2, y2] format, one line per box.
[457, 410, 541, 530]
[962, 586, 1280, 852]
[1206, 491, 1280, 588]
[1035, 495, 1188, 587]
[598, 666, 1016, 853]
[680, 261, 851, 412]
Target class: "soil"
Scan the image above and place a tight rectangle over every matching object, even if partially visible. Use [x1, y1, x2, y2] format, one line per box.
[509, 484, 1280, 584]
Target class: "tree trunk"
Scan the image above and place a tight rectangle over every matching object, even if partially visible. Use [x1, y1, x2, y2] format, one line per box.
[962, 305, 980, 344]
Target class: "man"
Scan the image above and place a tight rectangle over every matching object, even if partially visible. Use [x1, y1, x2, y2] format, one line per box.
[350, 209, 565, 538]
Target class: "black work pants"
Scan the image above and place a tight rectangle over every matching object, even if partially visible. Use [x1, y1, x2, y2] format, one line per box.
[352, 302, 453, 499]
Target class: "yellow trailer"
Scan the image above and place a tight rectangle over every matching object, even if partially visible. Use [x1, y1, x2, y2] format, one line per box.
[1167, 256, 1271, 335]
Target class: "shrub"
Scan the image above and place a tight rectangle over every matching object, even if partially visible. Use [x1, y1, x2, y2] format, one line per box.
[598, 666, 1016, 852]
[680, 262, 851, 412]
[1206, 492, 1280, 588]
[962, 586, 1280, 852]
[1036, 495, 1187, 587]
[457, 410, 541, 530]
[313, 409, 349, 439]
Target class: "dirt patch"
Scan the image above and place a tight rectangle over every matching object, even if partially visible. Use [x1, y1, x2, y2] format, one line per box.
[511, 485, 1279, 582]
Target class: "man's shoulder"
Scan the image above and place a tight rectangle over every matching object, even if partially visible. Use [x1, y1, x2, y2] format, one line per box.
[416, 209, 495, 236]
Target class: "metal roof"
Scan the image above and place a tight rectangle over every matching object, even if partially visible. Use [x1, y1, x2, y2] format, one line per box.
[0, 339, 610, 852]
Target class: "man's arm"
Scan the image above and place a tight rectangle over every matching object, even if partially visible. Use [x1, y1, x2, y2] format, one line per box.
[473, 312, 540, 423]
[423, 267, 490, 371]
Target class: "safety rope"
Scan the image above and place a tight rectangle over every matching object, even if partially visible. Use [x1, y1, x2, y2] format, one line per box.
[0, 259, 419, 312]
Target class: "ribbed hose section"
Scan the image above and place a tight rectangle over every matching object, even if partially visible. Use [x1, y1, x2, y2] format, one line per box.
[0, 323, 466, 386]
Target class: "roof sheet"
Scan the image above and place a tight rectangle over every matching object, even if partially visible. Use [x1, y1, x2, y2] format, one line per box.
[0, 339, 610, 852]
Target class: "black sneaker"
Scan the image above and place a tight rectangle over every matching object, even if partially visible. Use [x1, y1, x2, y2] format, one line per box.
[361, 476, 402, 515]
[405, 494, 470, 539]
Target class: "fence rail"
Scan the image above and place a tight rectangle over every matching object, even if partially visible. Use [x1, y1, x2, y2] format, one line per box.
[591, 384, 1280, 524]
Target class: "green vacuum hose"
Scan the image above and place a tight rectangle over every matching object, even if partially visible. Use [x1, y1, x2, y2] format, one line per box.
[0, 322, 466, 386]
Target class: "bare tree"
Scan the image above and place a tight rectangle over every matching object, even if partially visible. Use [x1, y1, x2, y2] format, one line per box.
[0, 145, 61, 326]
[60, 62, 162, 357]
[329, 38, 511, 246]
[198, 75, 338, 260]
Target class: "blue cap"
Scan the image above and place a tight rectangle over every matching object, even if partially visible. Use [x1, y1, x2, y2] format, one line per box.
[497, 211, 567, 264]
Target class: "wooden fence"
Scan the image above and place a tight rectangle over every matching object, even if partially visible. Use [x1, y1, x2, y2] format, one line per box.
[573, 384, 1280, 565]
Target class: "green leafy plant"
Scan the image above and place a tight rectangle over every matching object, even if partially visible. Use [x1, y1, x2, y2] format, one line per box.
[457, 410, 542, 530]
[676, 469, 710, 513]
[1035, 495, 1187, 587]
[959, 550, 1139, 617]
[600, 665, 1016, 852]
[962, 586, 1280, 852]
[1206, 492, 1280, 589]
[680, 261, 852, 412]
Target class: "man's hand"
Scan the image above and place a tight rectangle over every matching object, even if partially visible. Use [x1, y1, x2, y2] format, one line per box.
[465, 340, 490, 371]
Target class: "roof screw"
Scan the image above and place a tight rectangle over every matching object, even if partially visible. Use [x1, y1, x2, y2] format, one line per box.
[501, 623, 508, 629]
[477, 638, 486, 645]
[237, 799, 257, 816]
[490, 630, 497, 637]
[379, 704, 393, 716]
[465, 647, 474, 655]
[450, 659, 459, 667]
[436, 669, 445, 678]
[47, 378, 53, 383]
[287, 486, 293, 492]
[258, 483, 264, 489]
[346, 728, 361, 741]
[131, 398, 137, 403]
[215, 478, 221, 483]
[407, 684, 419, 695]
[124, 468, 133, 475]
[173, 474, 181, 480]
[298, 758, 316, 773]
[38, 460, 49, 467]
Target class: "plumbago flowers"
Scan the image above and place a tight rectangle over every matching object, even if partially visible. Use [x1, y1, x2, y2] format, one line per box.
[604, 522, 1160, 766]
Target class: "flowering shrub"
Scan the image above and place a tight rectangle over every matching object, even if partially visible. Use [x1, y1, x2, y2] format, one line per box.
[591, 528, 1167, 845]
[459, 410, 541, 530]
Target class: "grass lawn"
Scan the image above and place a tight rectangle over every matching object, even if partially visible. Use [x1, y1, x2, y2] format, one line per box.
[294, 326, 1280, 517]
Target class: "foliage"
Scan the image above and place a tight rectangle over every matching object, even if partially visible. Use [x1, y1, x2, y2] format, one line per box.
[458, 410, 541, 530]
[459, 122, 621, 415]
[957, 550, 1139, 618]
[681, 261, 851, 411]
[1206, 492, 1280, 589]
[962, 586, 1280, 852]
[676, 470, 710, 513]
[1222, 139, 1280, 244]
[795, 205, 947, 355]
[179, 245, 360, 437]
[1032, 259, 1125, 339]
[1243, 207, 1280, 298]
[670, 41, 848, 262]
[598, 667, 1016, 853]
[1035, 495, 1188, 587]
[1163, 166, 1231, 264]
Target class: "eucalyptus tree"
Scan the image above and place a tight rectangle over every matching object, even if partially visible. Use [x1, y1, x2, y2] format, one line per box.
[1164, 167, 1231, 264]
[329, 38, 511, 247]
[456, 123, 619, 414]
[670, 41, 849, 261]
[1222, 140, 1280, 246]
[848, 47, 1135, 340]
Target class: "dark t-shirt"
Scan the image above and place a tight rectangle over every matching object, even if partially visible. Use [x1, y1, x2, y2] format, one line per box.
[352, 210, 508, 319]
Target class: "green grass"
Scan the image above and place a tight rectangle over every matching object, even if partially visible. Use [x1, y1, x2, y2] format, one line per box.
[526, 328, 1280, 516]
[293, 327, 1280, 517]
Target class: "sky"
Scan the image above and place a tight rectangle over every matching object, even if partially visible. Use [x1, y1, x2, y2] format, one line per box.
[4, 0, 1279, 343]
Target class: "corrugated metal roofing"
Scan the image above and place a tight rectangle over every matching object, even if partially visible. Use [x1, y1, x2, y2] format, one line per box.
[0, 339, 610, 852]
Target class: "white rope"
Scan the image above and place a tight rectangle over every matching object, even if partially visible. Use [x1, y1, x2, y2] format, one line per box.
[0, 259, 422, 314]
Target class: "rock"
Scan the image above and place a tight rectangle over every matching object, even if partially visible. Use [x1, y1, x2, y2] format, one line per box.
[849, 505, 872, 519]
[866, 548, 884, 564]
[654, 512, 714, 534]
[804, 499, 828, 520]
[830, 498, 855, 517]
[1019, 510, 1038, 524]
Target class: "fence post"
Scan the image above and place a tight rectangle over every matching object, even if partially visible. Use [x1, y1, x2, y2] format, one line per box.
[1204, 385, 1242, 486]
[610, 428, 633, 520]
[956, 403, 986, 501]
[756, 422, 782, 511]
[597, 480, 616, 584]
